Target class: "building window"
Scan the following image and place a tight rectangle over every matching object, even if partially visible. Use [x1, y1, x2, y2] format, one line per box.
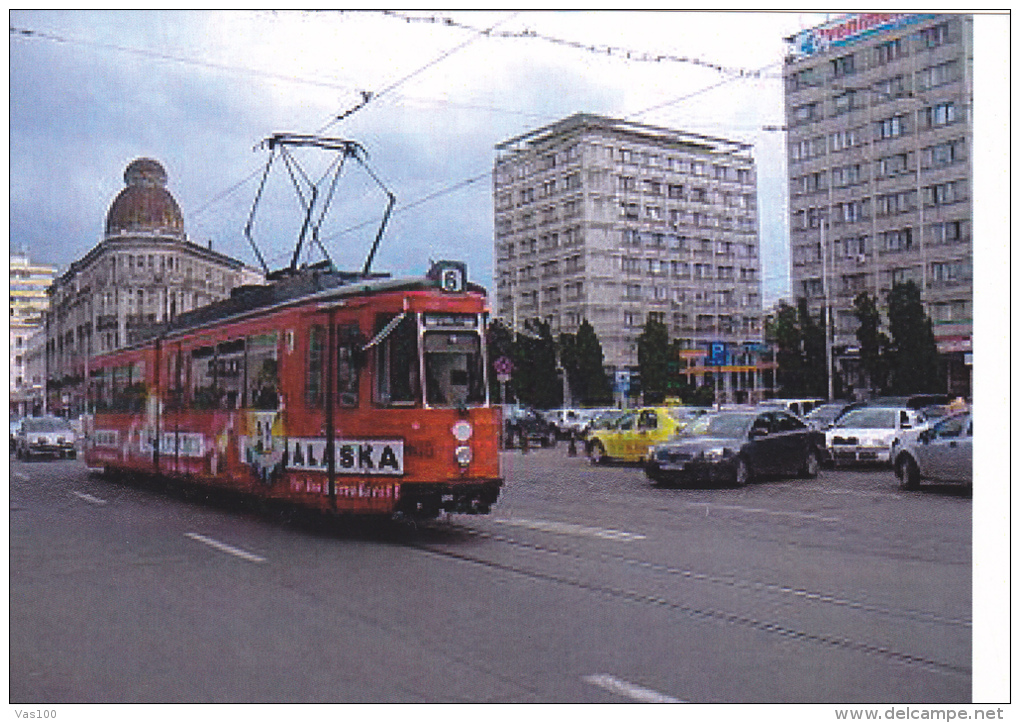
[929, 220, 967, 245]
[920, 21, 951, 49]
[793, 102, 820, 124]
[877, 152, 909, 177]
[874, 38, 905, 65]
[876, 115, 906, 140]
[830, 53, 855, 78]
[931, 261, 971, 285]
[883, 228, 913, 252]
[923, 102, 956, 128]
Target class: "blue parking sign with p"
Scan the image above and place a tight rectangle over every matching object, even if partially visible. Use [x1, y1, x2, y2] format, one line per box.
[708, 342, 727, 366]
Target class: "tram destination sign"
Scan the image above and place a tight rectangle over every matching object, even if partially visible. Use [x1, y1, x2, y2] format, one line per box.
[287, 438, 404, 475]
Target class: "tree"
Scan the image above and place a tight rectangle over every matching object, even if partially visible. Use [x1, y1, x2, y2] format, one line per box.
[852, 291, 890, 395]
[798, 298, 827, 397]
[512, 318, 561, 409]
[637, 314, 669, 404]
[767, 301, 804, 395]
[561, 319, 611, 406]
[886, 281, 943, 394]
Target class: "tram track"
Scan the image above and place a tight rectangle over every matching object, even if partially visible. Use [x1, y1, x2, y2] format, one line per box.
[410, 519, 970, 678]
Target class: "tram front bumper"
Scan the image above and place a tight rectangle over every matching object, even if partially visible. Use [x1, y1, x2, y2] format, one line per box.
[396, 478, 503, 516]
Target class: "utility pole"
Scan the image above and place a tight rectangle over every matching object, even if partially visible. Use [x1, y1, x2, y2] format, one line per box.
[821, 217, 834, 400]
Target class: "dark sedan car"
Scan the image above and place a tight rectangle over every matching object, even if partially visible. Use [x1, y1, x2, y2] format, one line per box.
[644, 410, 824, 487]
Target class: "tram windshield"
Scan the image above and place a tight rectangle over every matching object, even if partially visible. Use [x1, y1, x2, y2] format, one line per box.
[423, 331, 486, 407]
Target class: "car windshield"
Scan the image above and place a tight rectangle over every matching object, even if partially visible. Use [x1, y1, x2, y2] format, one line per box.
[681, 414, 754, 439]
[835, 408, 897, 429]
[22, 418, 72, 433]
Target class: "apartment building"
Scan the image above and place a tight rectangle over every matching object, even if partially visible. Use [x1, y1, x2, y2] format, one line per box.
[10, 252, 57, 416]
[45, 157, 264, 415]
[494, 113, 767, 401]
[784, 13, 973, 396]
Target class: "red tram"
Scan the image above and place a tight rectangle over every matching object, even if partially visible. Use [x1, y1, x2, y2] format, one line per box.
[83, 260, 502, 518]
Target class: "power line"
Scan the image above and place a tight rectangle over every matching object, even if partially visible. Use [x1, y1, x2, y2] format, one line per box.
[317, 11, 520, 133]
[376, 10, 779, 78]
[627, 60, 781, 121]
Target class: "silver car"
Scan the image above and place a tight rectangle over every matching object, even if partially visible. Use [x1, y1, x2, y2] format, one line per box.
[893, 411, 972, 489]
[825, 406, 926, 466]
[14, 416, 78, 461]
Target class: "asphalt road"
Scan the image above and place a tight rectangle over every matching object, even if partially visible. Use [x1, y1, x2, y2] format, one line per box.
[10, 447, 972, 704]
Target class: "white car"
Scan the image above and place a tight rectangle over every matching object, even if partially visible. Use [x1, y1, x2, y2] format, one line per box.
[893, 411, 972, 489]
[825, 407, 926, 466]
[14, 416, 78, 460]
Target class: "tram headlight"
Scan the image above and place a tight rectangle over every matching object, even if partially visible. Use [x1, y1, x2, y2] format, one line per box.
[455, 445, 473, 467]
[451, 420, 473, 442]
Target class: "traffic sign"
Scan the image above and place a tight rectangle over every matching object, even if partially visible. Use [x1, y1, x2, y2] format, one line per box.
[707, 341, 727, 366]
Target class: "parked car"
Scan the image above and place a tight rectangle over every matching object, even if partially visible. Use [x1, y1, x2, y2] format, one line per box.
[824, 406, 926, 466]
[581, 409, 629, 439]
[802, 401, 861, 431]
[10, 418, 23, 452]
[548, 408, 602, 439]
[587, 406, 690, 464]
[14, 416, 78, 460]
[645, 410, 824, 487]
[756, 398, 825, 418]
[862, 394, 950, 410]
[501, 405, 557, 448]
[892, 411, 972, 490]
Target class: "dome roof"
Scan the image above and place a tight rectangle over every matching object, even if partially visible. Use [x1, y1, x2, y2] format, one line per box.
[105, 158, 184, 238]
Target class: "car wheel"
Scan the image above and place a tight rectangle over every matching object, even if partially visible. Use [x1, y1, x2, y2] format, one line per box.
[800, 449, 820, 478]
[732, 457, 750, 487]
[589, 440, 607, 465]
[897, 455, 921, 491]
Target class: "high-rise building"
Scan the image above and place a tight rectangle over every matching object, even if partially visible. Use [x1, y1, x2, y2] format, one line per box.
[10, 252, 57, 416]
[784, 13, 973, 396]
[494, 113, 768, 402]
[45, 158, 264, 415]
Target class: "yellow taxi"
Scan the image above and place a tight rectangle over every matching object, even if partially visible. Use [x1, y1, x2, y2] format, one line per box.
[587, 407, 697, 464]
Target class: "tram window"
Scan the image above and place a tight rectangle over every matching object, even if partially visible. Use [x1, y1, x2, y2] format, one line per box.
[166, 349, 185, 411]
[306, 325, 324, 407]
[90, 368, 113, 412]
[246, 332, 279, 410]
[374, 313, 420, 406]
[112, 362, 146, 412]
[337, 325, 360, 407]
[217, 339, 245, 409]
[191, 346, 218, 409]
[423, 331, 485, 407]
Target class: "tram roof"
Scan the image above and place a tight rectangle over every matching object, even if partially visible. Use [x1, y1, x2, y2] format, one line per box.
[132, 263, 486, 348]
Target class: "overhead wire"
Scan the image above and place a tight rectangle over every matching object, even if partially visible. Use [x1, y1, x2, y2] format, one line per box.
[316, 11, 521, 134]
[375, 10, 780, 78]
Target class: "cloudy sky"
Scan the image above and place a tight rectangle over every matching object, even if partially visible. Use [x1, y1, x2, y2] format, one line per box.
[10, 9, 839, 304]
[6, 10, 1005, 308]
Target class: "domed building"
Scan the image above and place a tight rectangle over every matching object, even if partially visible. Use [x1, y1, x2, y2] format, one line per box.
[45, 158, 264, 415]
[105, 158, 185, 239]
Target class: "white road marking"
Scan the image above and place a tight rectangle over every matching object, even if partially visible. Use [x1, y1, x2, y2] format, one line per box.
[685, 502, 839, 523]
[184, 533, 266, 564]
[14, 472, 30, 481]
[583, 674, 687, 703]
[492, 517, 645, 542]
[72, 491, 108, 505]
